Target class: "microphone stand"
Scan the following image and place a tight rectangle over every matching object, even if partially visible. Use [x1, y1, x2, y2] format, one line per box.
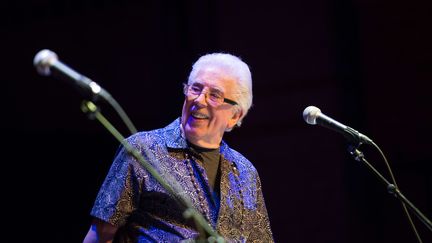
[81, 100, 225, 243]
[347, 145, 432, 237]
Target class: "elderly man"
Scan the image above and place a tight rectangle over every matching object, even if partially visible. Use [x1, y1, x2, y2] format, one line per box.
[83, 53, 274, 242]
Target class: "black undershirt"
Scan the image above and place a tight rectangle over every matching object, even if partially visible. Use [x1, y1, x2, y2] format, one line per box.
[187, 141, 221, 192]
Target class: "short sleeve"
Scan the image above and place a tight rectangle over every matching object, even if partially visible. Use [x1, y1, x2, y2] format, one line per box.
[90, 145, 146, 226]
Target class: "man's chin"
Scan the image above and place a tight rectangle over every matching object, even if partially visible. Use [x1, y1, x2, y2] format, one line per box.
[184, 126, 201, 136]
[184, 125, 205, 139]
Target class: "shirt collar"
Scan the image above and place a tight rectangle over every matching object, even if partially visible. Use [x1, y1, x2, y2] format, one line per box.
[163, 118, 188, 149]
[163, 118, 229, 155]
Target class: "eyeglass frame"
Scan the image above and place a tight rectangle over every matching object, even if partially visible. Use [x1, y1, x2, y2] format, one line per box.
[183, 83, 238, 106]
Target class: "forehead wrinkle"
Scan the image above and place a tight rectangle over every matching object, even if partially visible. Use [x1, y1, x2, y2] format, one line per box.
[192, 80, 226, 94]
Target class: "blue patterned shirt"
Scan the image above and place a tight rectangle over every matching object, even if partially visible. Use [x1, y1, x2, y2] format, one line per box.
[90, 118, 274, 242]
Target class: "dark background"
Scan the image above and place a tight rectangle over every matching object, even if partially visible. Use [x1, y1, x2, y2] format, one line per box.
[3, 0, 432, 242]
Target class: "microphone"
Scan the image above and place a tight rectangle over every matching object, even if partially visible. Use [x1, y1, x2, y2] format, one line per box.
[303, 105, 373, 145]
[33, 49, 111, 100]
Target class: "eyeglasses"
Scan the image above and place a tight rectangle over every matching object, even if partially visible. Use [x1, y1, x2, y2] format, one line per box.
[183, 83, 238, 106]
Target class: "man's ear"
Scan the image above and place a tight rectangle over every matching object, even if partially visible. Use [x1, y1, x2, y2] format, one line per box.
[227, 108, 243, 130]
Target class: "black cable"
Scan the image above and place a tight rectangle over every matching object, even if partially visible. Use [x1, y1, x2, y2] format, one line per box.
[98, 91, 138, 135]
[369, 141, 423, 243]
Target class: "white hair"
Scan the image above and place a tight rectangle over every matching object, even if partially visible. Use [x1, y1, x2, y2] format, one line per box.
[187, 53, 253, 128]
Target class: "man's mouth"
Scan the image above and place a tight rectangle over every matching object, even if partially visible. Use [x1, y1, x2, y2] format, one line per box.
[191, 111, 209, 119]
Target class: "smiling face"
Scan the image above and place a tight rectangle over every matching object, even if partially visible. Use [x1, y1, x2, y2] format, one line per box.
[181, 67, 242, 148]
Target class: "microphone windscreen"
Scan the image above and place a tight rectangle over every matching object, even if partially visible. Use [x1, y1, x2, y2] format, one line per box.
[303, 106, 321, 125]
[34, 49, 58, 76]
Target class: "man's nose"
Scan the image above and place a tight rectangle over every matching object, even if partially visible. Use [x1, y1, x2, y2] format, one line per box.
[194, 92, 208, 106]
